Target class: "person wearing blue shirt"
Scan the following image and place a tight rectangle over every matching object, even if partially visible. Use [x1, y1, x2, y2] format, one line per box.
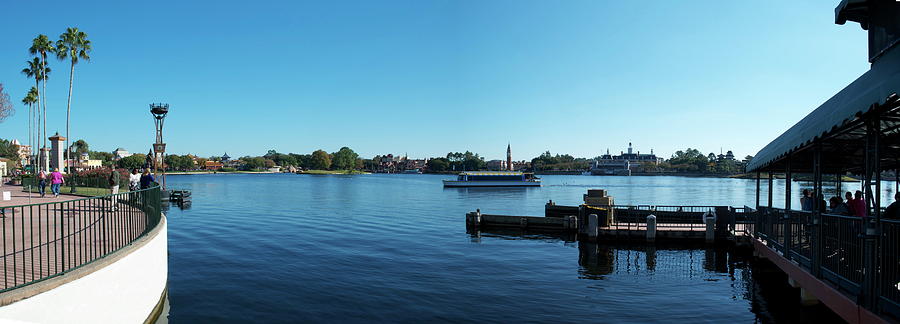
[139, 169, 156, 189]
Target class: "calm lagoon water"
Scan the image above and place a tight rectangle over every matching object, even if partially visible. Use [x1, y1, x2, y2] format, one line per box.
[162, 174, 846, 323]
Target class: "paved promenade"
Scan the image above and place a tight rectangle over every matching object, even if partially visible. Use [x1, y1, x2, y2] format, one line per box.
[0, 185, 148, 291]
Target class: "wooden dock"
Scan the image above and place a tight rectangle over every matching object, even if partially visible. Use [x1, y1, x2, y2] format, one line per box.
[466, 197, 753, 245]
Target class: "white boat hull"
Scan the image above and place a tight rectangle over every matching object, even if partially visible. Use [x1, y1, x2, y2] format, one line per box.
[442, 180, 541, 187]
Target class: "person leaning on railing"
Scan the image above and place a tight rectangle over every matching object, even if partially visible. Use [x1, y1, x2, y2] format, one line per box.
[828, 196, 850, 216]
[884, 192, 900, 220]
[139, 169, 155, 190]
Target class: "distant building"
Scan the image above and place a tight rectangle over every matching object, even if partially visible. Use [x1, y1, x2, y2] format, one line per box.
[511, 160, 530, 171]
[717, 150, 736, 161]
[11, 139, 31, 165]
[113, 148, 132, 160]
[402, 158, 427, 171]
[0, 158, 9, 176]
[69, 152, 103, 171]
[486, 159, 509, 171]
[592, 143, 660, 175]
[597, 143, 662, 165]
[204, 161, 224, 170]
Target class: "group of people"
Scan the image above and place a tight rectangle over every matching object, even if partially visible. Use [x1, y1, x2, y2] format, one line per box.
[34, 167, 156, 198]
[34, 168, 66, 198]
[800, 188, 900, 219]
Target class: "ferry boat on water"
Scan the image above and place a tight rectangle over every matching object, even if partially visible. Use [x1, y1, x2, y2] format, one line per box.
[442, 171, 541, 187]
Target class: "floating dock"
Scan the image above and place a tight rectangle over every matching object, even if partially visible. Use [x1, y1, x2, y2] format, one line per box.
[466, 189, 753, 245]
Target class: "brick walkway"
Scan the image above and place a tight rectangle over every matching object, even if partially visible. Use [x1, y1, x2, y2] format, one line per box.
[0, 185, 150, 291]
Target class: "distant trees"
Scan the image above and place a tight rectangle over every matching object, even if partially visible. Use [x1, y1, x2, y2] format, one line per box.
[426, 157, 450, 172]
[241, 156, 266, 171]
[88, 151, 115, 166]
[264, 150, 297, 167]
[117, 154, 146, 170]
[531, 151, 588, 170]
[165, 154, 195, 171]
[446, 151, 485, 171]
[0, 83, 12, 123]
[56, 27, 92, 176]
[331, 147, 359, 170]
[668, 148, 709, 172]
[68, 139, 89, 156]
[310, 150, 332, 170]
[0, 139, 21, 163]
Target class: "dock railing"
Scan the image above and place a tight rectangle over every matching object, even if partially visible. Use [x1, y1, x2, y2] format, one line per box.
[0, 186, 162, 293]
[609, 205, 752, 236]
[753, 208, 899, 318]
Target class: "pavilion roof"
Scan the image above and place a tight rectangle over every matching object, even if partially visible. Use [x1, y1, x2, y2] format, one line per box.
[747, 48, 900, 173]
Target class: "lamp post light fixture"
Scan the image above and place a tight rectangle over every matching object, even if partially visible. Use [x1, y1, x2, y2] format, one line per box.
[150, 103, 169, 191]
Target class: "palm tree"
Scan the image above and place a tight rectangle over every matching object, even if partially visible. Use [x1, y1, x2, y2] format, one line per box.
[21, 88, 38, 168]
[56, 28, 91, 175]
[29, 34, 54, 172]
[21, 58, 49, 170]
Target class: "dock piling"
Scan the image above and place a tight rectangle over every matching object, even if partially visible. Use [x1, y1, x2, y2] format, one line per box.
[646, 215, 657, 243]
[587, 214, 598, 240]
[705, 212, 716, 244]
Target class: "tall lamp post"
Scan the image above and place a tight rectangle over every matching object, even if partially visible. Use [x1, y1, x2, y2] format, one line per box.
[150, 103, 168, 191]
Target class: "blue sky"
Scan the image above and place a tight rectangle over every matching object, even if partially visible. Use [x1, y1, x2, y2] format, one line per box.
[0, 1, 870, 161]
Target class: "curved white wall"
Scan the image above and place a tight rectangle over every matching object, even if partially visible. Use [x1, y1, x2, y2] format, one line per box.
[0, 218, 168, 323]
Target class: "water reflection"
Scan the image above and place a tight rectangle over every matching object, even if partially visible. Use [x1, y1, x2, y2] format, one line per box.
[468, 229, 841, 323]
[161, 200, 192, 212]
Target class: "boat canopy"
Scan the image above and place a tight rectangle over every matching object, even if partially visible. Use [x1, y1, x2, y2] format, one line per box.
[458, 171, 525, 176]
[746, 48, 900, 173]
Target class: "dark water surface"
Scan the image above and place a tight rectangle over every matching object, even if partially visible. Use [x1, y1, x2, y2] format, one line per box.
[163, 174, 842, 323]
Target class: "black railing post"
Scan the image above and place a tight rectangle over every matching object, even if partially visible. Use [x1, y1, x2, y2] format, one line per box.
[756, 172, 761, 210]
[861, 116, 880, 309]
[811, 141, 822, 277]
[784, 157, 792, 259]
[768, 172, 774, 208]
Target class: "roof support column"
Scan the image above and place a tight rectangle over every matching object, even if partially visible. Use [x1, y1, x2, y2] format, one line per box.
[784, 156, 792, 258]
[862, 115, 881, 309]
[812, 141, 823, 277]
[756, 172, 761, 209]
[768, 172, 774, 208]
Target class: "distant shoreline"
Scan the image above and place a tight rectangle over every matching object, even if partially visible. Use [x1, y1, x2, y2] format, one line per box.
[166, 171, 280, 175]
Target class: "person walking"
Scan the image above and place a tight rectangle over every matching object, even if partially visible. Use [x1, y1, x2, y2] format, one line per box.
[49, 168, 64, 198]
[129, 169, 141, 191]
[37, 169, 48, 198]
[108, 168, 121, 211]
[140, 169, 156, 190]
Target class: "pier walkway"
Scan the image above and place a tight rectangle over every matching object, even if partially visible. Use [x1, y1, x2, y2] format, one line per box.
[0, 185, 160, 293]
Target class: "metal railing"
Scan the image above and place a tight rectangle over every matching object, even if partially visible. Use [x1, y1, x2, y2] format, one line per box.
[0, 186, 161, 293]
[610, 205, 717, 230]
[820, 213, 864, 293]
[753, 208, 900, 318]
[880, 219, 900, 316]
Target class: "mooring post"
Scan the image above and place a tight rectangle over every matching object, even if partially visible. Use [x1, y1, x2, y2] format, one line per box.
[466, 209, 482, 228]
[646, 214, 657, 243]
[587, 214, 598, 240]
[705, 212, 716, 244]
[565, 215, 578, 231]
